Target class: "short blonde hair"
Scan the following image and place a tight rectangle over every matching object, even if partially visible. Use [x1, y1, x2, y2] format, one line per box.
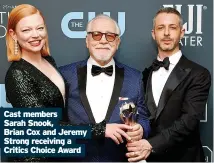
[6, 4, 50, 62]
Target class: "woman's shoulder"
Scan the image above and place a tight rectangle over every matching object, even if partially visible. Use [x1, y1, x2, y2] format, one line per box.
[5, 60, 28, 84]
[6, 60, 24, 74]
[6, 60, 25, 75]
[5, 59, 35, 80]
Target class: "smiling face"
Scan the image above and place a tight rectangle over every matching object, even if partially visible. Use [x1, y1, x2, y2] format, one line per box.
[152, 13, 185, 55]
[86, 17, 120, 66]
[9, 13, 47, 55]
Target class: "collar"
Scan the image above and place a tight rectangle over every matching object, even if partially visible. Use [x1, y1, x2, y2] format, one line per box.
[157, 50, 182, 66]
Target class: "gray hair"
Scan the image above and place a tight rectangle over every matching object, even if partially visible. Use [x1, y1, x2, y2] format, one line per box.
[86, 14, 121, 35]
[153, 7, 183, 29]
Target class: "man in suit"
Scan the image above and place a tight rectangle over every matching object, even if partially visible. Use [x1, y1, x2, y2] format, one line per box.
[60, 14, 150, 162]
[126, 7, 211, 162]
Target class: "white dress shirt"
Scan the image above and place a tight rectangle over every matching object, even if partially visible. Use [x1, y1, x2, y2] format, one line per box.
[152, 50, 182, 106]
[86, 57, 115, 123]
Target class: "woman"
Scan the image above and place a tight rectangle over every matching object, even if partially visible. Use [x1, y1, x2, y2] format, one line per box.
[5, 4, 67, 115]
[5, 4, 68, 162]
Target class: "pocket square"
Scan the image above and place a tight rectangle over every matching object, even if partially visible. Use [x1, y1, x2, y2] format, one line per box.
[119, 97, 129, 101]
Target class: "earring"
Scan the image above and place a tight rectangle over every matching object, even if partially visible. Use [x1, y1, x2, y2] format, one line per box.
[14, 40, 19, 55]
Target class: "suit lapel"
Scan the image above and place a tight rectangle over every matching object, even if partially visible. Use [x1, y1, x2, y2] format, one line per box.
[144, 66, 153, 102]
[155, 56, 191, 120]
[146, 72, 157, 120]
[77, 65, 96, 124]
[143, 67, 157, 120]
[142, 66, 152, 94]
[105, 65, 124, 122]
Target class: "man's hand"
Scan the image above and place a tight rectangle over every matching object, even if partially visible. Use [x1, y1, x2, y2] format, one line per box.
[105, 124, 132, 144]
[127, 123, 143, 141]
[126, 139, 152, 162]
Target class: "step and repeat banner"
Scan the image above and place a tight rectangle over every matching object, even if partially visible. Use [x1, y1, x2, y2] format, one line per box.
[0, 0, 213, 161]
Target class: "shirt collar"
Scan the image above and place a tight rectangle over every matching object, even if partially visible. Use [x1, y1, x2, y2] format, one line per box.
[157, 50, 182, 66]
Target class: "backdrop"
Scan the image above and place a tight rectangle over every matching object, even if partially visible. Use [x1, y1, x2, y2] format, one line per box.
[0, 0, 213, 161]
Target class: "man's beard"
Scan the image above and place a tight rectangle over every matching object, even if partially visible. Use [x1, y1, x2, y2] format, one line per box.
[93, 52, 113, 62]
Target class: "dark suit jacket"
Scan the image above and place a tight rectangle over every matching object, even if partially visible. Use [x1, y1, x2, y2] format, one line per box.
[142, 55, 211, 162]
[60, 59, 150, 162]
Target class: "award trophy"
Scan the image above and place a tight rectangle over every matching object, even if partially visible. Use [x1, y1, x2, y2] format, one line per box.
[120, 102, 138, 126]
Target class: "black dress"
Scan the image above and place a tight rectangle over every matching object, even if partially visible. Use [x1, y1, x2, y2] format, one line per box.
[5, 56, 68, 162]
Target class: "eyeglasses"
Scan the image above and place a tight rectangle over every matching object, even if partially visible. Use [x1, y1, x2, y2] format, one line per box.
[87, 31, 119, 42]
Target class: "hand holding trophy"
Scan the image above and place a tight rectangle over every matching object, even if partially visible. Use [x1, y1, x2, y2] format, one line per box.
[120, 102, 147, 162]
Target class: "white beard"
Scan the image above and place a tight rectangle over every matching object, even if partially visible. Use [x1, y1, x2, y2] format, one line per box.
[93, 52, 113, 62]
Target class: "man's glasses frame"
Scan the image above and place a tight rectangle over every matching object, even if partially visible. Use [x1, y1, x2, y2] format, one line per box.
[87, 31, 119, 42]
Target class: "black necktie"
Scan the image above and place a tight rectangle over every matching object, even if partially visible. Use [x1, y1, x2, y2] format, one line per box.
[152, 57, 170, 71]
[91, 65, 113, 76]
